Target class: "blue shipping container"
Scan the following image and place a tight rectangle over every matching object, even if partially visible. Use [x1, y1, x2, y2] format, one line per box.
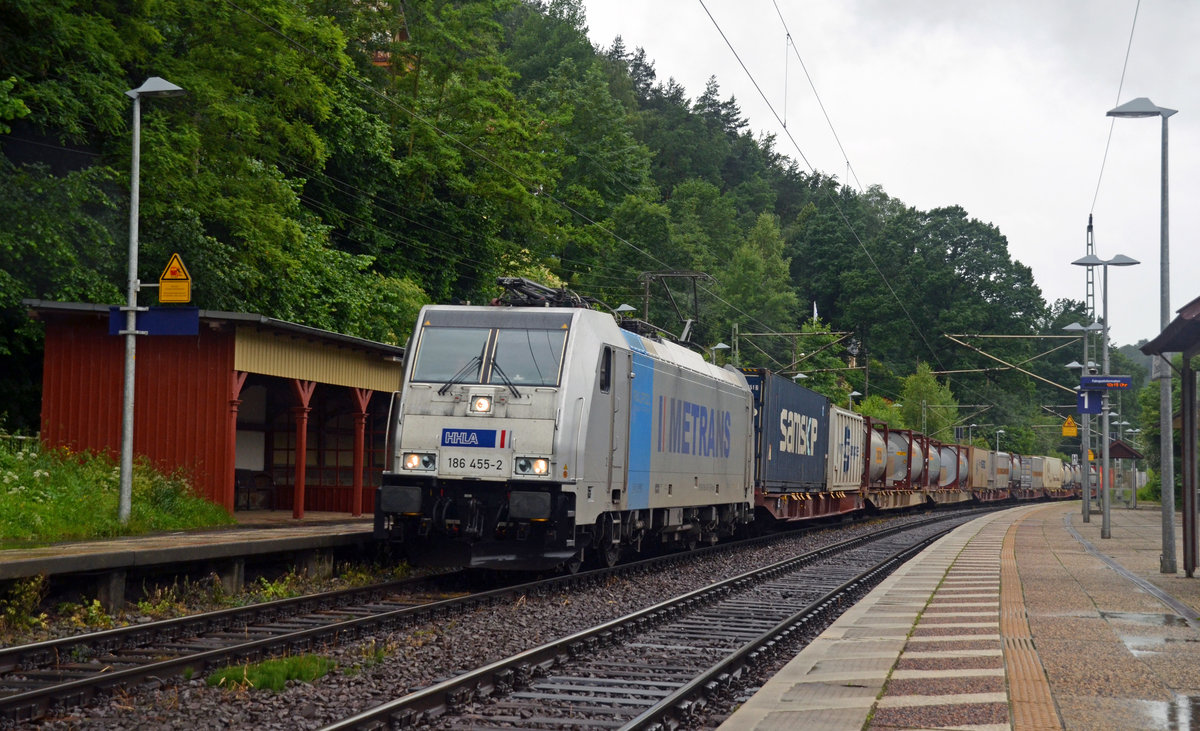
[741, 369, 830, 492]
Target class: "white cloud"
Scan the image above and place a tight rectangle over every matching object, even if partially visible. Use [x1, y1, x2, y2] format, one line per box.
[580, 0, 1200, 346]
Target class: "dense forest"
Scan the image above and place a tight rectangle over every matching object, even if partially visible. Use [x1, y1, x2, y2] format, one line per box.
[0, 0, 1158, 466]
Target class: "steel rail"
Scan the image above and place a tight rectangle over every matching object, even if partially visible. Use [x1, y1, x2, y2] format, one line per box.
[0, 514, 842, 725]
[318, 512, 978, 730]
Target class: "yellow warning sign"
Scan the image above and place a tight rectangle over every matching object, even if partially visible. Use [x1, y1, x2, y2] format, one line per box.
[158, 253, 191, 304]
[1062, 416, 1078, 437]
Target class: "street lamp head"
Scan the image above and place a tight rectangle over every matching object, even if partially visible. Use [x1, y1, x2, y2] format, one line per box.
[1065, 360, 1084, 370]
[792, 373, 808, 381]
[1063, 323, 1085, 332]
[712, 342, 729, 351]
[614, 304, 636, 315]
[849, 390, 862, 398]
[1107, 97, 1177, 119]
[1072, 254, 1139, 268]
[126, 76, 186, 100]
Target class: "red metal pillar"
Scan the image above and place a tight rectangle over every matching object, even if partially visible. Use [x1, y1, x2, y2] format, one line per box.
[291, 380, 317, 519]
[1182, 361, 1196, 578]
[351, 388, 373, 517]
[227, 371, 248, 512]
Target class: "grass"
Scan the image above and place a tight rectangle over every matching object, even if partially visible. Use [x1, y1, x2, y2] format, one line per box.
[0, 434, 234, 545]
[207, 654, 336, 691]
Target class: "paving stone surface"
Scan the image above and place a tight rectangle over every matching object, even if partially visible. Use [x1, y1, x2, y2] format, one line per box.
[719, 501, 1200, 731]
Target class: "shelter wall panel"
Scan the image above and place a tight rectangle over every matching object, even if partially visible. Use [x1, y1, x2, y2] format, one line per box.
[135, 332, 235, 503]
[41, 323, 123, 455]
[235, 327, 402, 392]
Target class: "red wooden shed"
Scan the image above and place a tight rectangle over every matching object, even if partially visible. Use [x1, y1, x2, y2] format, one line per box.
[25, 301, 405, 517]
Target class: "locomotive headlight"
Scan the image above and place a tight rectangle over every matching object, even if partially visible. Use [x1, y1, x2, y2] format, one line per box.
[515, 457, 551, 475]
[403, 452, 436, 471]
[470, 395, 493, 413]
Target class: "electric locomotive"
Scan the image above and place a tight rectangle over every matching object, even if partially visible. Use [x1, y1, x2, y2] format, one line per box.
[375, 279, 754, 571]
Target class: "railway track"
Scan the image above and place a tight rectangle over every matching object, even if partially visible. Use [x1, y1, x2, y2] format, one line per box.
[0, 573, 488, 726]
[0, 522, 800, 726]
[0, 507, 988, 728]
[319, 512, 973, 730]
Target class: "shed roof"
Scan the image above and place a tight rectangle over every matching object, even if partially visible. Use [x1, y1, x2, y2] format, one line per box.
[24, 300, 406, 391]
[1142, 295, 1200, 359]
[1109, 439, 1144, 460]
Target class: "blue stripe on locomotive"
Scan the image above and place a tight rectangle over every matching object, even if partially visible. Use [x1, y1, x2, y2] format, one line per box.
[622, 331, 653, 510]
[743, 370, 830, 491]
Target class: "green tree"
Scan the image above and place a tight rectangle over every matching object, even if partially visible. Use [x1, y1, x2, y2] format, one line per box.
[898, 363, 959, 441]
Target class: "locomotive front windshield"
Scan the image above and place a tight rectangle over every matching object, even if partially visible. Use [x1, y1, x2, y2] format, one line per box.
[410, 324, 568, 387]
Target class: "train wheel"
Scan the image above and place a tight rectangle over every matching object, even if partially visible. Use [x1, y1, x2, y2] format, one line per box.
[599, 541, 620, 568]
[563, 550, 584, 574]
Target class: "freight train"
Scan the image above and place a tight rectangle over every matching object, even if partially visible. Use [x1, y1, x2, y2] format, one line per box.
[374, 279, 1080, 571]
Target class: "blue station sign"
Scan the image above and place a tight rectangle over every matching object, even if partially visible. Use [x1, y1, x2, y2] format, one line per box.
[1077, 391, 1102, 414]
[1080, 375, 1132, 390]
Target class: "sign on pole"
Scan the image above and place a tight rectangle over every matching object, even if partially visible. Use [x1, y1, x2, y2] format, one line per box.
[158, 252, 191, 304]
[1062, 416, 1078, 437]
[1080, 375, 1132, 390]
[1077, 391, 1102, 414]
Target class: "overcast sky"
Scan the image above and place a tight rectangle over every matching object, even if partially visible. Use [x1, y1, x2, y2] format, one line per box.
[579, 0, 1199, 348]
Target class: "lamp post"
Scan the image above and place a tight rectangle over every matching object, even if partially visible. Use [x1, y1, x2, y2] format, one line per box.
[968, 423, 977, 445]
[1072, 253, 1139, 539]
[1065, 322, 1104, 521]
[995, 428, 1006, 490]
[848, 390, 861, 410]
[709, 342, 729, 364]
[119, 76, 185, 525]
[1127, 427, 1143, 509]
[1107, 97, 1176, 570]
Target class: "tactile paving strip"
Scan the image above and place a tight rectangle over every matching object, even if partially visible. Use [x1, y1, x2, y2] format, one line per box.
[1001, 513, 1063, 730]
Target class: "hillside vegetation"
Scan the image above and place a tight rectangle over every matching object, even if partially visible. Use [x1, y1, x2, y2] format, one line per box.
[1, 0, 1150, 461]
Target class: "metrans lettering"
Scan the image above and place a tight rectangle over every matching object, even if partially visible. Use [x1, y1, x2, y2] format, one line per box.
[779, 409, 820, 456]
[658, 397, 732, 458]
[441, 428, 508, 448]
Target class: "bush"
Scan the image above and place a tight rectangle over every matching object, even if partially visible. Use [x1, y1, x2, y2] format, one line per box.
[0, 436, 233, 543]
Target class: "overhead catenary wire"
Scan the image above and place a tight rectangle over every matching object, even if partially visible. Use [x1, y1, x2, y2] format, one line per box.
[696, 0, 1080, 424]
[695, 0, 946, 376]
[1089, 0, 1142, 214]
[770, 0, 865, 194]
[222, 0, 799, 339]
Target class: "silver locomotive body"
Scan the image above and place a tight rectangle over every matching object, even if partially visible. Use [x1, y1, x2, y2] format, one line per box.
[375, 304, 754, 570]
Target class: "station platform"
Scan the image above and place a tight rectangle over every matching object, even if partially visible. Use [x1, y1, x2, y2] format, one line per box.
[0, 510, 374, 608]
[721, 501, 1200, 730]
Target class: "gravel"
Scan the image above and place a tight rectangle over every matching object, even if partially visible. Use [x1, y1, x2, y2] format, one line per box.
[21, 513, 946, 730]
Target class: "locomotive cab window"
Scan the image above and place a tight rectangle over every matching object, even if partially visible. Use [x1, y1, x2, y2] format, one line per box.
[410, 323, 568, 387]
[490, 328, 567, 386]
[409, 327, 489, 383]
[599, 346, 612, 393]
